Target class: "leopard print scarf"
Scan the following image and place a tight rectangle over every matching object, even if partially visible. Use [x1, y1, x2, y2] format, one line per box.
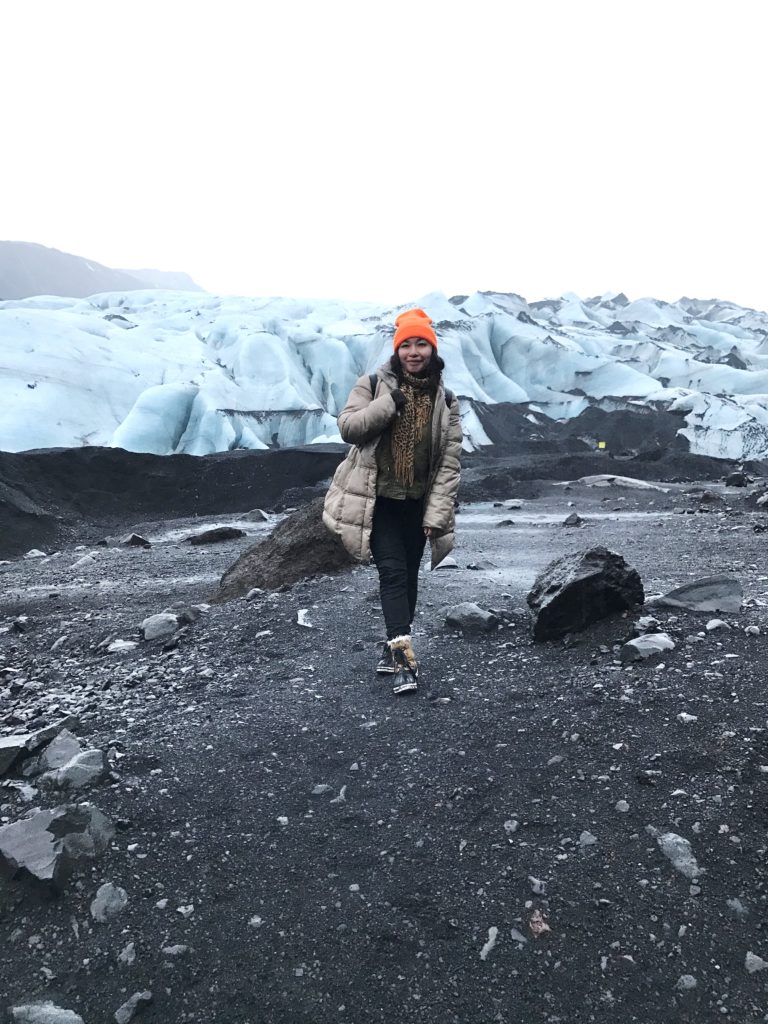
[391, 371, 434, 486]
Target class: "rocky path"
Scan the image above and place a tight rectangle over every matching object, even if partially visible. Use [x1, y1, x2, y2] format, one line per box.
[3, 482, 768, 1022]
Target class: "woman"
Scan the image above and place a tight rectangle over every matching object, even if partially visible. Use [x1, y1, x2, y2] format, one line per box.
[323, 308, 463, 695]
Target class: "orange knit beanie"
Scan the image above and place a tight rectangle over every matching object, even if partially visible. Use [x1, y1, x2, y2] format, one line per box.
[393, 308, 438, 351]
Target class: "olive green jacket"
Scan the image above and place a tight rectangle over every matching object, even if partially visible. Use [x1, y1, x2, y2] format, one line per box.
[322, 363, 463, 568]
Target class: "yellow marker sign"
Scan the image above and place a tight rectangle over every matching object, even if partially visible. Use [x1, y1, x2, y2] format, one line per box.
[598, 441, 606, 450]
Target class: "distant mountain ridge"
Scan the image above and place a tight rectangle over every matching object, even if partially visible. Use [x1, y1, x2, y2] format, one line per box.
[0, 241, 203, 299]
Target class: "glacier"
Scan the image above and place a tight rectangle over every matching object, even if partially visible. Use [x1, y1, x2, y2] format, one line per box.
[2, 288, 768, 459]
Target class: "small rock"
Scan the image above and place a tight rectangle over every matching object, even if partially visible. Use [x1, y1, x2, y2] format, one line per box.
[444, 602, 499, 633]
[121, 533, 152, 548]
[479, 926, 499, 960]
[118, 942, 136, 965]
[648, 827, 704, 879]
[23, 549, 47, 559]
[563, 512, 584, 527]
[91, 881, 129, 922]
[676, 712, 698, 725]
[40, 748, 107, 791]
[189, 526, 245, 545]
[10, 1002, 85, 1023]
[579, 831, 598, 847]
[620, 632, 675, 663]
[705, 618, 730, 631]
[675, 974, 697, 991]
[114, 990, 153, 1024]
[615, 800, 630, 813]
[141, 613, 179, 641]
[745, 951, 768, 974]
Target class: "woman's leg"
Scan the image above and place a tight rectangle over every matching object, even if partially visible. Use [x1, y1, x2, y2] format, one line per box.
[403, 498, 428, 627]
[370, 498, 411, 640]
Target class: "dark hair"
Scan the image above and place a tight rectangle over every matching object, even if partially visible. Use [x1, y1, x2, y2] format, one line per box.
[389, 349, 445, 389]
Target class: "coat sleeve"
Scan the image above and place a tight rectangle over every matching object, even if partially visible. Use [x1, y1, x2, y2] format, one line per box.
[423, 398, 463, 531]
[338, 376, 398, 446]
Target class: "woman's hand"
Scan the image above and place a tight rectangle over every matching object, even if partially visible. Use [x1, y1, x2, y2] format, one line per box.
[423, 527, 433, 538]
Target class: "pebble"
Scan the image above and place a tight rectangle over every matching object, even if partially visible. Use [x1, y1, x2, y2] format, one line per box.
[745, 951, 768, 973]
[675, 974, 697, 991]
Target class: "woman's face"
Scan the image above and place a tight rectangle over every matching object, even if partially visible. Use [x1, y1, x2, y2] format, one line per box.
[398, 337, 433, 375]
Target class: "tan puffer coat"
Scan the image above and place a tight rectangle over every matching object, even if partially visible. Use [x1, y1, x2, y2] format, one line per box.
[323, 363, 463, 569]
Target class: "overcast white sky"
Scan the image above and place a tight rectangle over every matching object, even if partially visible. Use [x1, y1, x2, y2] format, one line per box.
[3, 0, 767, 309]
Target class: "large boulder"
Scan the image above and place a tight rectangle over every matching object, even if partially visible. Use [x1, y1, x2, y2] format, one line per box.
[527, 547, 644, 641]
[217, 497, 354, 601]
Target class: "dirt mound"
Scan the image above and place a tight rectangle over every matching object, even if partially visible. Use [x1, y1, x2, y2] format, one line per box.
[0, 446, 345, 559]
[216, 497, 354, 600]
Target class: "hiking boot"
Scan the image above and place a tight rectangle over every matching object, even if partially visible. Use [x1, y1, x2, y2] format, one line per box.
[389, 635, 419, 695]
[376, 642, 396, 674]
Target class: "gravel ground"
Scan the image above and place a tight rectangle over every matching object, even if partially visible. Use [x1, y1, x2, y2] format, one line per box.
[3, 479, 768, 1023]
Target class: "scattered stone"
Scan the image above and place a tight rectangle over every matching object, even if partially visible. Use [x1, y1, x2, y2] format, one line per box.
[444, 602, 499, 633]
[121, 533, 152, 548]
[311, 784, 333, 796]
[9, 1002, 85, 1023]
[189, 526, 246, 545]
[296, 608, 314, 628]
[648, 827, 704, 879]
[563, 512, 584, 527]
[161, 943, 189, 956]
[118, 941, 136, 965]
[527, 547, 644, 641]
[745, 951, 768, 974]
[699, 489, 722, 504]
[23, 549, 47, 559]
[675, 974, 698, 991]
[620, 632, 675, 663]
[615, 800, 630, 813]
[70, 553, 98, 570]
[649, 575, 743, 613]
[676, 712, 698, 725]
[38, 730, 83, 772]
[636, 615, 660, 632]
[114, 990, 153, 1024]
[725, 471, 751, 487]
[433, 555, 459, 569]
[745, 625, 761, 636]
[0, 717, 80, 775]
[0, 802, 114, 892]
[107, 639, 139, 653]
[40, 748, 107, 791]
[579, 831, 598, 846]
[571, 475, 669, 491]
[479, 926, 499, 961]
[141, 613, 180, 641]
[705, 618, 730, 631]
[245, 508, 270, 521]
[496, 519, 515, 527]
[245, 588, 263, 601]
[91, 881, 129, 922]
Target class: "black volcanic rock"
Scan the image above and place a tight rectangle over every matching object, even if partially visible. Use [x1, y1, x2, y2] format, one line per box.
[527, 547, 644, 641]
[217, 497, 353, 600]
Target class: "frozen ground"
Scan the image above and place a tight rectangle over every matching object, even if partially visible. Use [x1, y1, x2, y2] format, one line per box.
[3, 480, 768, 1022]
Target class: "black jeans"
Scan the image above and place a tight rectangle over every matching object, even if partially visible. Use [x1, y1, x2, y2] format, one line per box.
[370, 496, 428, 640]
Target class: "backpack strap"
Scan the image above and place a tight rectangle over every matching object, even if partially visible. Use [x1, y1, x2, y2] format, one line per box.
[370, 372, 454, 407]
